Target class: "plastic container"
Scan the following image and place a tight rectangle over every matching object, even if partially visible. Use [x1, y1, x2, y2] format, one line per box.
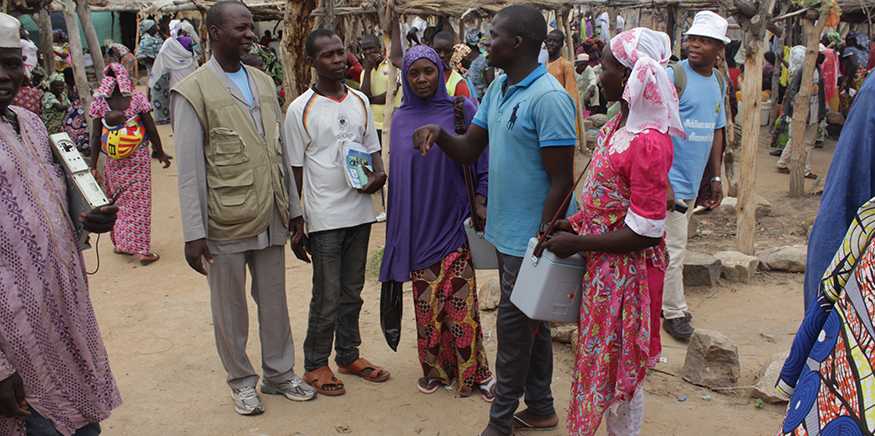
[760, 100, 772, 127]
[464, 217, 498, 270]
[510, 237, 585, 323]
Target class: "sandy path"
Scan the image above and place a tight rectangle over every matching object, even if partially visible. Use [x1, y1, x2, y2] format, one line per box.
[83, 123, 832, 435]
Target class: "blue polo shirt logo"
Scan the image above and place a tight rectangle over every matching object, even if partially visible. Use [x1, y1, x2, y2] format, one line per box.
[507, 102, 521, 130]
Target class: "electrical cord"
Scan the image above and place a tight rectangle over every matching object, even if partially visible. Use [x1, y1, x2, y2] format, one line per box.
[86, 233, 101, 275]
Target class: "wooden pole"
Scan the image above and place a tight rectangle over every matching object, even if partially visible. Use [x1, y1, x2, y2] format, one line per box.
[718, 54, 738, 197]
[667, 5, 677, 54]
[61, 0, 90, 109]
[133, 13, 141, 83]
[736, 0, 775, 255]
[560, 8, 574, 61]
[768, 3, 788, 131]
[280, 0, 317, 109]
[36, 8, 53, 74]
[787, 10, 826, 197]
[558, 7, 586, 152]
[322, 0, 336, 31]
[75, 0, 105, 81]
[377, 1, 397, 154]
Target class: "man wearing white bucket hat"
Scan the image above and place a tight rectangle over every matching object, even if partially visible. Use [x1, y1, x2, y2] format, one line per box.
[662, 10, 729, 341]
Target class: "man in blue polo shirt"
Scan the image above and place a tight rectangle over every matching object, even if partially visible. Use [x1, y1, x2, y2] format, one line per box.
[413, 6, 576, 435]
[662, 11, 729, 341]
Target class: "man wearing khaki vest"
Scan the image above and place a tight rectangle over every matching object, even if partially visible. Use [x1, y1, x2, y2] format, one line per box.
[172, 1, 315, 416]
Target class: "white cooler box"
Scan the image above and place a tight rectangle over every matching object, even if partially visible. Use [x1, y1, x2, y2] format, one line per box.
[510, 237, 585, 323]
[464, 217, 498, 270]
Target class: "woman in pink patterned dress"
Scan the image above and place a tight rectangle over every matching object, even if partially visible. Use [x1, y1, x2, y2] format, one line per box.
[89, 63, 172, 265]
[541, 28, 682, 436]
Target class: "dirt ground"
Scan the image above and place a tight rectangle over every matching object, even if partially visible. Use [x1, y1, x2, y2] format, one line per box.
[83, 123, 835, 436]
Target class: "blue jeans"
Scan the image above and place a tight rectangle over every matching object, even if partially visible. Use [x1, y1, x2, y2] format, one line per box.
[25, 409, 100, 436]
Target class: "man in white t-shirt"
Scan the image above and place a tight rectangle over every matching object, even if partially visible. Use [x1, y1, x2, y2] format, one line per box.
[284, 29, 390, 397]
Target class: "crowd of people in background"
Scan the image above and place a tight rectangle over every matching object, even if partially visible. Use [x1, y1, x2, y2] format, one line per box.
[6, 1, 875, 436]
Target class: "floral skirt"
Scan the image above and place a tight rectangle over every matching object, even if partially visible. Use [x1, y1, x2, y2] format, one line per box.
[104, 144, 152, 255]
[411, 248, 492, 395]
[150, 73, 171, 124]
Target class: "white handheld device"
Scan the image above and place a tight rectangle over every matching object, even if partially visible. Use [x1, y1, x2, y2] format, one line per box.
[49, 132, 110, 209]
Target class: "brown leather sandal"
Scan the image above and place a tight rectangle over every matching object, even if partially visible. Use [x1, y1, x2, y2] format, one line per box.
[136, 253, 160, 266]
[303, 366, 346, 396]
[338, 357, 390, 383]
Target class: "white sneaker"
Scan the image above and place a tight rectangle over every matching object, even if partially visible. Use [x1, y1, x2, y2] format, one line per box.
[376, 212, 387, 222]
[261, 375, 316, 402]
[231, 386, 265, 416]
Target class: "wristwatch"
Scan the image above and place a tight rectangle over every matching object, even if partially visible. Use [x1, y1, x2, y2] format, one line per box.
[711, 176, 722, 183]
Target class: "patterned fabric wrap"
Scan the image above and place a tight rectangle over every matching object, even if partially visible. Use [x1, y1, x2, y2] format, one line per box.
[63, 101, 88, 149]
[90, 64, 151, 159]
[12, 86, 42, 115]
[411, 248, 492, 395]
[0, 107, 121, 436]
[609, 28, 685, 138]
[90, 63, 147, 117]
[105, 144, 153, 255]
[101, 116, 145, 160]
[249, 43, 285, 103]
[41, 90, 69, 135]
[566, 115, 672, 436]
[451, 44, 471, 75]
[137, 33, 162, 60]
[778, 198, 875, 435]
[150, 74, 171, 124]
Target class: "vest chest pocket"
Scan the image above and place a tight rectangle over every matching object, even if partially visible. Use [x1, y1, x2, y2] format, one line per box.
[208, 169, 257, 226]
[210, 127, 249, 166]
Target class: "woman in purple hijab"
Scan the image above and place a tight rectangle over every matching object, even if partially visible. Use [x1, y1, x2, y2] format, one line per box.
[379, 45, 493, 400]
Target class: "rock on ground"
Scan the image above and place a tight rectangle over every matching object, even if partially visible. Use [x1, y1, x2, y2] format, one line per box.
[717, 196, 772, 218]
[752, 357, 789, 404]
[684, 252, 722, 287]
[688, 214, 699, 239]
[713, 251, 759, 283]
[758, 245, 807, 273]
[478, 277, 500, 311]
[681, 329, 740, 390]
[550, 322, 577, 344]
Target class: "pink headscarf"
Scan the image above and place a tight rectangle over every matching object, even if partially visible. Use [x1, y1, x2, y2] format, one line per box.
[89, 63, 151, 119]
[610, 28, 685, 139]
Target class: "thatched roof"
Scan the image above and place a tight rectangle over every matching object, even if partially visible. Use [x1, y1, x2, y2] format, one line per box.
[836, 0, 875, 11]
[61, 0, 285, 20]
[309, 0, 573, 17]
[310, 0, 728, 18]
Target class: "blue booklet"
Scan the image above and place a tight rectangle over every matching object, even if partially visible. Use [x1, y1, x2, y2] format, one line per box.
[343, 142, 373, 189]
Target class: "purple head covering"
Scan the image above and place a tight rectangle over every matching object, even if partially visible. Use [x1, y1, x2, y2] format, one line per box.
[177, 36, 194, 53]
[379, 45, 487, 283]
[397, 45, 453, 114]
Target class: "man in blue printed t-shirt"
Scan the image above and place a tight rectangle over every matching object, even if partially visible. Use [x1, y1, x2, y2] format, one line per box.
[413, 6, 576, 435]
[662, 10, 729, 342]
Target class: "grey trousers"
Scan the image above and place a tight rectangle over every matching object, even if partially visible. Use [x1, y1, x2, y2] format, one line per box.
[208, 245, 295, 389]
[488, 253, 555, 435]
[304, 223, 371, 372]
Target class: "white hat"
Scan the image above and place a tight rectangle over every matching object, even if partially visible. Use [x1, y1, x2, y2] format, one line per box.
[575, 53, 590, 63]
[685, 11, 730, 44]
[0, 13, 21, 49]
